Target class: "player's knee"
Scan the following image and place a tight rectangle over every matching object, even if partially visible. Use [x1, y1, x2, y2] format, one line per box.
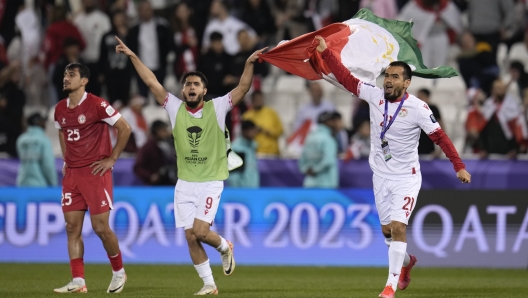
[92, 222, 110, 238]
[193, 230, 208, 243]
[391, 222, 407, 239]
[185, 229, 197, 242]
[65, 222, 82, 236]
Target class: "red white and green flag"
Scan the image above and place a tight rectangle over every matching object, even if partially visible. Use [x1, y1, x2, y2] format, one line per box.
[259, 8, 458, 89]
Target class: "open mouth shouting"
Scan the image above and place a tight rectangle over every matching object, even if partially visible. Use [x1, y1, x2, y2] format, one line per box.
[188, 91, 197, 100]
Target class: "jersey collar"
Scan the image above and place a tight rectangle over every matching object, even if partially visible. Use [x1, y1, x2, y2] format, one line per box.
[67, 92, 88, 108]
[185, 102, 204, 114]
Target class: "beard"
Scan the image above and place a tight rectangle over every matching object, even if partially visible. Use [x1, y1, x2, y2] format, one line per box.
[183, 93, 204, 109]
[384, 87, 403, 101]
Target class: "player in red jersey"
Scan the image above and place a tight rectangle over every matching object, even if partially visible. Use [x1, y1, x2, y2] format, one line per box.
[52, 63, 131, 294]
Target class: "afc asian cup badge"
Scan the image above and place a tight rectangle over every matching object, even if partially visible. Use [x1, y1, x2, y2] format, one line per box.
[398, 108, 408, 117]
[78, 114, 86, 124]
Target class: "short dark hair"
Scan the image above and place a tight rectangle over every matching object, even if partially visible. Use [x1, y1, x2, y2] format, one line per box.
[27, 113, 45, 126]
[418, 88, 430, 97]
[65, 63, 90, 79]
[388, 61, 412, 80]
[181, 71, 208, 88]
[241, 120, 256, 131]
[150, 120, 168, 136]
[210, 31, 223, 42]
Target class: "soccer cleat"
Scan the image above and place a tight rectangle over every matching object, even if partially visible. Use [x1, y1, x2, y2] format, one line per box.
[194, 284, 218, 295]
[53, 280, 88, 293]
[379, 285, 395, 298]
[107, 273, 127, 293]
[398, 254, 417, 290]
[221, 240, 235, 276]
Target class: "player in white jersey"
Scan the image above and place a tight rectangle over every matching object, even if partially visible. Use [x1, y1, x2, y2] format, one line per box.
[314, 36, 471, 298]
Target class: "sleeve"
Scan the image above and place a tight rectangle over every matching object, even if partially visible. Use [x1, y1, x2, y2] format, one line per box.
[163, 92, 183, 129]
[41, 138, 58, 186]
[321, 48, 381, 104]
[213, 93, 234, 130]
[311, 136, 337, 173]
[416, 102, 441, 135]
[97, 99, 122, 126]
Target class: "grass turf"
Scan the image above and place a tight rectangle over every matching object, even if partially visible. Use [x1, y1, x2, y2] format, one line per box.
[0, 264, 527, 297]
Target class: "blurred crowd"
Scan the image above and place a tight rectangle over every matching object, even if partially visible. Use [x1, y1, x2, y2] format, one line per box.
[1, 0, 528, 188]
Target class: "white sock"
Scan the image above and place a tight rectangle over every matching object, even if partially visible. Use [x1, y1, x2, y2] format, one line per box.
[216, 237, 229, 253]
[387, 241, 407, 291]
[113, 268, 125, 275]
[194, 259, 215, 286]
[72, 277, 85, 285]
[386, 237, 411, 267]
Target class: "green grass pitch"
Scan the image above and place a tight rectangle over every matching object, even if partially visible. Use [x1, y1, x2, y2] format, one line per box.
[0, 264, 527, 297]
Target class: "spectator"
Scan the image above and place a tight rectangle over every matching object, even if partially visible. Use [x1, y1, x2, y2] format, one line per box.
[464, 87, 488, 153]
[478, 80, 528, 158]
[43, 5, 86, 104]
[230, 29, 269, 80]
[242, 90, 283, 155]
[456, 31, 499, 96]
[345, 119, 371, 161]
[128, 0, 171, 99]
[226, 120, 260, 187]
[99, 10, 133, 106]
[107, 0, 138, 21]
[198, 32, 233, 98]
[298, 111, 339, 188]
[240, 0, 277, 45]
[360, 0, 398, 20]
[202, 0, 257, 55]
[0, 63, 25, 157]
[294, 81, 335, 131]
[398, 0, 463, 68]
[331, 111, 350, 154]
[172, 1, 199, 80]
[16, 113, 58, 187]
[466, 0, 515, 56]
[133, 120, 177, 185]
[334, 0, 360, 22]
[417, 88, 443, 156]
[502, 0, 526, 52]
[73, 0, 112, 96]
[120, 95, 148, 152]
[270, 0, 308, 41]
[509, 61, 528, 100]
[509, 31, 528, 72]
[52, 38, 85, 101]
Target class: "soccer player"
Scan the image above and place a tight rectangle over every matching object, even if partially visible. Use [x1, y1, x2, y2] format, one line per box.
[115, 36, 266, 295]
[53, 63, 132, 293]
[314, 36, 472, 298]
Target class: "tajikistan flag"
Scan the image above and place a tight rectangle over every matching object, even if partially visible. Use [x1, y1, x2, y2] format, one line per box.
[259, 9, 458, 89]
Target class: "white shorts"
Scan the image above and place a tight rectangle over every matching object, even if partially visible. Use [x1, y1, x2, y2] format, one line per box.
[373, 173, 422, 225]
[174, 179, 223, 230]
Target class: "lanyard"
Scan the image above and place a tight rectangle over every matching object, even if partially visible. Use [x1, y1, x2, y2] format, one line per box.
[380, 93, 407, 140]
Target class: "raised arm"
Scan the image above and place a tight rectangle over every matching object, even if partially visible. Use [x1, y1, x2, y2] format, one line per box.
[314, 36, 360, 96]
[230, 47, 268, 106]
[115, 36, 167, 105]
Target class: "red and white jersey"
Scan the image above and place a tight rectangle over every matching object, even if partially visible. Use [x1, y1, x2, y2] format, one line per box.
[54, 92, 121, 168]
[357, 82, 441, 179]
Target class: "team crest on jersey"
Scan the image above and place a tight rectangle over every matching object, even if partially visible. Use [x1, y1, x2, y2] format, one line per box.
[78, 114, 86, 124]
[398, 108, 408, 117]
[105, 105, 115, 116]
[101, 101, 107, 108]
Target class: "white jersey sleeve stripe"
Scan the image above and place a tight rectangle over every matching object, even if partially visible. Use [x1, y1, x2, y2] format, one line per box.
[102, 113, 122, 126]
